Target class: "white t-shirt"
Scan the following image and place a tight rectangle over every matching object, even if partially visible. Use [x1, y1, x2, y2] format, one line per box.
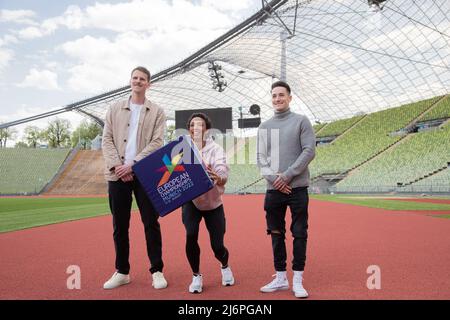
[124, 102, 142, 164]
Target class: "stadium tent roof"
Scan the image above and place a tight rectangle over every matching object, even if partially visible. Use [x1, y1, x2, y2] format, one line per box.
[2, 0, 449, 129]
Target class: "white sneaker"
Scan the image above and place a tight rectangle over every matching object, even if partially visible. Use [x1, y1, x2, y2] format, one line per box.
[189, 274, 203, 293]
[152, 271, 168, 289]
[260, 273, 289, 293]
[293, 271, 309, 298]
[221, 266, 235, 286]
[103, 271, 130, 289]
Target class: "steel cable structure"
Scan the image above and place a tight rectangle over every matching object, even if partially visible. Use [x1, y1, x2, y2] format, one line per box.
[2, 0, 449, 129]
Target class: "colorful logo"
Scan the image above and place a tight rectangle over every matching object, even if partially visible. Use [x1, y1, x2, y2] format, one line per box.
[156, 153, 185, 186]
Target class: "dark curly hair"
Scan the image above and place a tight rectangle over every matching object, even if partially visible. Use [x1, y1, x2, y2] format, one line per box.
[186, 112, 212, 130]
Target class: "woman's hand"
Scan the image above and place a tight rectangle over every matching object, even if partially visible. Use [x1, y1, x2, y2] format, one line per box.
[206, 165, 225, 186]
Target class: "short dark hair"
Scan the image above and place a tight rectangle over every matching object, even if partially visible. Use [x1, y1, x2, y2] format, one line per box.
[186, 112, 212, 130]
[131, 66, 151, 81]
[271, 81, 291, 95]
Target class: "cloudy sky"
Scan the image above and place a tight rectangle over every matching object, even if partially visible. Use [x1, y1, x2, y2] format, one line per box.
[0, 0, 261, 145]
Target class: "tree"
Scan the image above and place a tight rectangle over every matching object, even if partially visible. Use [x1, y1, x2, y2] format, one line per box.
[15, 141, 29, 148]
[0, 125, 18, 148]
[71, 119, 102, 149]
[166, 124, 176, 141]
[24, 125, 43, 148]
[43, 118, 71, 148]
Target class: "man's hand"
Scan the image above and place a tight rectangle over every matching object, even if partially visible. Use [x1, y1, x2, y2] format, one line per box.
[120, 173, 134, 182]
[115, 164, 133, 179]
[273, 174, 292, 194]
[278, 185, 292, 194]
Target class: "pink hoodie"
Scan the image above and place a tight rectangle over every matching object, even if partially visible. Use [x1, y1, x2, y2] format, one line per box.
[192, 137, 229, 211]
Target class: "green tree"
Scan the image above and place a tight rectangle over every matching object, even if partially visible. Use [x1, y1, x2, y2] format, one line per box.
[71, 119, 102, 149]
[166, 124, 176, 141]
[43, 118, 71, 148]
[15, 141, 29, 148]
[0, 125, 18, 148]
[24, 125, 43, 148]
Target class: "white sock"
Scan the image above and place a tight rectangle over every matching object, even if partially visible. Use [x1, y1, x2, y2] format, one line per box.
[276, 271, 287, 279]
[293, 271, 304, 279]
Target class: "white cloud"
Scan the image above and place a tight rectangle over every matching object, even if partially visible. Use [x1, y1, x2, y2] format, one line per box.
[58, 24, 225, 93]
[0, 0, 261, 142]
[44, 61, 60, 70]
[38, 5, 84, 34]
[15, 17, 58, 39]
[58, 35, 130, 93]
[201, 0, 255, 12]
[55, 5, 84, 30]
[14, 5, 88, 39]
[16, 26, 47, 39]
[46, 0, 259, 94]
[0, 35, 18, 46]
[0, 48, 13, 76]
[0, 9, 37, 25]
[0, 36, 15, 77]
[75, 0, 233, 32]
[17, 69, 59, 90]
[0, 104, 51, 124]
[361, 23, 450, 58]
[19, 0, 244, 39]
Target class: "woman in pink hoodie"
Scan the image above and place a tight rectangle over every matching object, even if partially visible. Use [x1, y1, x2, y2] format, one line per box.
[182, 112, 235, 293]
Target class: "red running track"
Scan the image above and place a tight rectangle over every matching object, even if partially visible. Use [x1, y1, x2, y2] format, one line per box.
[1, 195, 449, 300]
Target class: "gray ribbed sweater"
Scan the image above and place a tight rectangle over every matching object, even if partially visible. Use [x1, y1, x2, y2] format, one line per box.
[257, 108, 316, 190]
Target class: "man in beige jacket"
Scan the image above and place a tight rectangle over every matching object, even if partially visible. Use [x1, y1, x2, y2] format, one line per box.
[102, 66, 168, 290]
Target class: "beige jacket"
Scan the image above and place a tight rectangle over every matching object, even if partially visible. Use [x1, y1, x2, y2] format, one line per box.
[102, 97, 166, 181]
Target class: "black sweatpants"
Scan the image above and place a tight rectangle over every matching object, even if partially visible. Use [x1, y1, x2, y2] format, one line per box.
[182, 201, 229, 274]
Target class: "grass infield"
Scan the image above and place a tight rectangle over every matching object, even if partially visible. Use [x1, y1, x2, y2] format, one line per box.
[0, 197, 137, 233]
[311, 194, 450, 211]
[1, 195, 449, 233]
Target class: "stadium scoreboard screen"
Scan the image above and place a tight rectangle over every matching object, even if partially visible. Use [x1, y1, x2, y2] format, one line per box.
[175, 108, 233, 133]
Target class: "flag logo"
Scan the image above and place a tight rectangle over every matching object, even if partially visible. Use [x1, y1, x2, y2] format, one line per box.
[156, 153, 185, 186]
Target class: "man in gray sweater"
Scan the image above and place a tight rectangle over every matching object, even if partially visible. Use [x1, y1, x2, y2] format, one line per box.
[257, 81, 316, 298]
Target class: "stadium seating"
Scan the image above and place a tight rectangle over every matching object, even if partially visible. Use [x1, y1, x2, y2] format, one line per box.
[419, 95, 450, 122]
[0, 148, 70, 195]
[335, 123, 450, 192]
[45, 150, 107, 195]
[224, 136, 265, 193]
[316, 115, 364, 138]
[227, 164, 265, 193]
[313, 123, 327, 134]
[310, 96, 441, 178]
[226, 96, 448, 194]
[402, 168, 450, 193]
[1, 96, 447, 195]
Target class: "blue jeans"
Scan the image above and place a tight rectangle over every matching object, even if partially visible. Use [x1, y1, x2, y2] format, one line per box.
[264, 187, 309, 271]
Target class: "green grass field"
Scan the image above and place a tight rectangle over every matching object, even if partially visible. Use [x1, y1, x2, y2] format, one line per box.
[0, 197, 137, 233]
[435, 215, 450, 219]
[311, 194, 450, 211]
[1, 195, 449, 233]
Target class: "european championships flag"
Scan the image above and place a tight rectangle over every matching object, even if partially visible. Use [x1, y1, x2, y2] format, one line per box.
[132, 135, 214, 217]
